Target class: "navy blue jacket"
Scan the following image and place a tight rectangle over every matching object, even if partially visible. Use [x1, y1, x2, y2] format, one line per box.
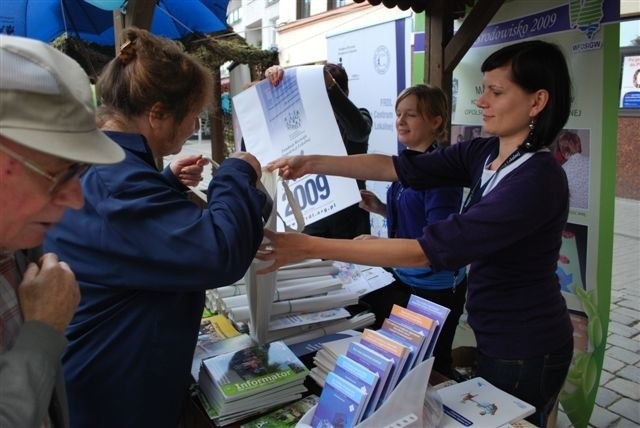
[387, 177, 465, 289]
[45, 132, 267, 428]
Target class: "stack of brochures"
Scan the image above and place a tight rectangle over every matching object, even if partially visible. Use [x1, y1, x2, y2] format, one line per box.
[209, 259, 388, 345]
[198, 339, 309, 426]
[307, 295, 451, 426]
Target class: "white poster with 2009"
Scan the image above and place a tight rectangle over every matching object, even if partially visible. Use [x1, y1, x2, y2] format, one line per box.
[233, 65, 360, 231]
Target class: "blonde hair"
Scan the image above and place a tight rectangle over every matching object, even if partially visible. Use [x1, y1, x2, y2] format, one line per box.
[396, 84, 449, 142]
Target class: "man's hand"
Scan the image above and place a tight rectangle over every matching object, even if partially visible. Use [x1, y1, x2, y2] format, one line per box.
[18, 253, 80, 333]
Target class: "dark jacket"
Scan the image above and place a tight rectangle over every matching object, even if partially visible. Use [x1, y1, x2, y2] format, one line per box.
[45, 131, 268, 428]
[303, 83, 373, 239]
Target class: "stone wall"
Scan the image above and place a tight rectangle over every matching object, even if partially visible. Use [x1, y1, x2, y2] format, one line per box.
[616, 116, 640, 200]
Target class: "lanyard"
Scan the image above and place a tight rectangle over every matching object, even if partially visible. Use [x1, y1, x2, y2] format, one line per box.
[461, 148, 526, 213]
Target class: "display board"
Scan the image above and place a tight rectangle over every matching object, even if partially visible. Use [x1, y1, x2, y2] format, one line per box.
[326, 14, 412, 237]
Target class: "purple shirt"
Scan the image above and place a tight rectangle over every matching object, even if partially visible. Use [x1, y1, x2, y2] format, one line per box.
[393, 137, 573, 359]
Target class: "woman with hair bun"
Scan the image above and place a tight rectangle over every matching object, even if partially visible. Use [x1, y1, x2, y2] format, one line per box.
[45, 28, 270, 428]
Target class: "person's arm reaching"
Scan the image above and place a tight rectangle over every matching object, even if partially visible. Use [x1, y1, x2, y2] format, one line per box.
[255, 229, 428, 273]
[325, 74, 371, 144]
[267, 153, 398, 182]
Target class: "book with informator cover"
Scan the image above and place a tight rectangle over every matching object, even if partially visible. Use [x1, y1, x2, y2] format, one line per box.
[312, 372, 368, 428]
[406, 294, 450, 359]
[359, 329, 410, 405]
[240, 394, 319, 428]
[436, 377, 536, 427]
[333, 354, 379, 425]
[191, 316, 248, 380]
[192, 333, 255, 380]
[388, 304, 437, 363]
[195, 384, 305, 427]
[198, 339, 308, 414]
[346, 341, 393, 418]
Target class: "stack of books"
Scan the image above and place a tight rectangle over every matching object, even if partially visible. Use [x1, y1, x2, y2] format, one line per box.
[190, 313, 251, 380]
[198, 339, 309, 426]
[308, 295, 451, 426]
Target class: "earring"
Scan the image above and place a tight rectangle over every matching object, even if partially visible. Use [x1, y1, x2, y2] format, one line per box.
[523, 118, 536, 150]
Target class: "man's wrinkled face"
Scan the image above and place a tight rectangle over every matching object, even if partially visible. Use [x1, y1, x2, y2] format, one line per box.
[0, 136, 85, 250]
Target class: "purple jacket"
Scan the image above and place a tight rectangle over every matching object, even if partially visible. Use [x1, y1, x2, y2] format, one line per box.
[393, 137, 573, 359]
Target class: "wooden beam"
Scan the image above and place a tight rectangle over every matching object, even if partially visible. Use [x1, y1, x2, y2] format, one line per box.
[424, 0, 454, 144]
[210, 68, 225, 163]
[113, 9, 125, 54]
[424, 0, 444, 85]
[124, 0, 155, 30]
[422, 0, 504, 144]
[112, 0, 156, 52]
[444, 0, 506, 73]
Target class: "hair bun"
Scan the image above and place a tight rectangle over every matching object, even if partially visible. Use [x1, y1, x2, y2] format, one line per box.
[118, 38, 137, 64]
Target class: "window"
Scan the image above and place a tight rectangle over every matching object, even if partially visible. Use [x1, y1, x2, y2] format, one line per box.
[297, 0, 311, 19]
[620, 46, 640, 113]
[228, 7, 241, 25]
[327, 0, 346, 10]
[619, 19, 640, 115]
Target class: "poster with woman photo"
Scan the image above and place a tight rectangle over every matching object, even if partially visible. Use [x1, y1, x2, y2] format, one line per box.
[551, 129, 591, 211]
[451, 125, 486, 144]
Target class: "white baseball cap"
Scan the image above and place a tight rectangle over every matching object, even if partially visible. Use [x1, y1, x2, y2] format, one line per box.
[0, 35, 124, 164]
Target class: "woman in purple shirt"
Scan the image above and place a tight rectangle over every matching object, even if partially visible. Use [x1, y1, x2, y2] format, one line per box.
[257, 40, 573, 427]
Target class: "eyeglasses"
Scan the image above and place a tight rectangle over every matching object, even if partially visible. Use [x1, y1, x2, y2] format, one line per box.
[0, 144, 89, 195]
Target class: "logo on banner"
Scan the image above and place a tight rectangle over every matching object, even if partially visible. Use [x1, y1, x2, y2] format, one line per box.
[373, 45, 390, 74]
[569, 0, 604, 40]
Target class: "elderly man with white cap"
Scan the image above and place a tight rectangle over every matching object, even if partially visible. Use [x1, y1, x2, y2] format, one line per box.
[0, 35, 124, 427]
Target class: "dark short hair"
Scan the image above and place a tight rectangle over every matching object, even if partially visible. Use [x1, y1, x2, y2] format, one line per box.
[481, 40, 572, 151]
[324, 63, 348, 93]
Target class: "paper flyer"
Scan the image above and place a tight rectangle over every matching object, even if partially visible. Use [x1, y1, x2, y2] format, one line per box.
[233, 65, 361, 229]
